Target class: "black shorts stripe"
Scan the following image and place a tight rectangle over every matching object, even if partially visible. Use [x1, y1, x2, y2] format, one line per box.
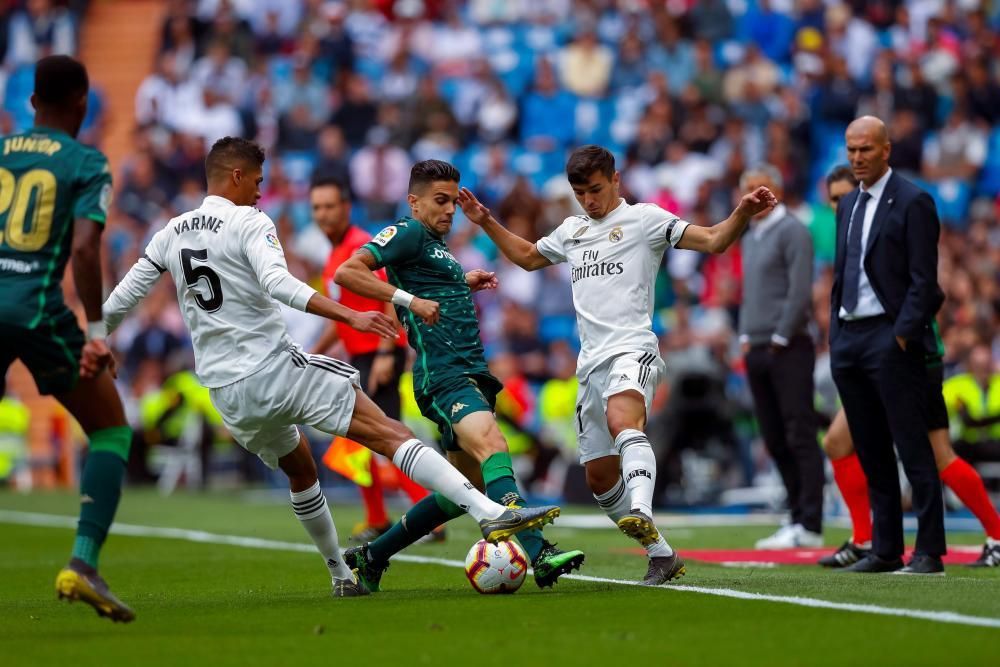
[307, 352, 355, 372]
[307, 359, 353, 378]
[288, 347, 309, 367]
[142, 254, 166, 273]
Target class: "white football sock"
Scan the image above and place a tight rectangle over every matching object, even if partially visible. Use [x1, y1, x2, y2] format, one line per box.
[290, 481, 351, 580]
[616, 429, 657, 517]
[392, 439, 502, 522]
[647, 535, 674, 558]
[595, 478, 674, 558]
[594, 478, 630, 524]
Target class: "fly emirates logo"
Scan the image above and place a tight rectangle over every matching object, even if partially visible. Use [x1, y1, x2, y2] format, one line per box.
[571, 249, 624, 284]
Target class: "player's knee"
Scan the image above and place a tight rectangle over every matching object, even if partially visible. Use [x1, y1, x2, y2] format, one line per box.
[585, 466, 620, 496]
[606, 413, 638, 440]
[377, 419, 417, 458]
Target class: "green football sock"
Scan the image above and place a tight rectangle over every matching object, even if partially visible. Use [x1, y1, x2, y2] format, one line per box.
[481, 452, 544, 562]
[71, 426, 131, 569]
[368, 492, 465, 565]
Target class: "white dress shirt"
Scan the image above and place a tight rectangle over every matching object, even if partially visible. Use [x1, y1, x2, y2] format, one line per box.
[840, 167, 892, 320]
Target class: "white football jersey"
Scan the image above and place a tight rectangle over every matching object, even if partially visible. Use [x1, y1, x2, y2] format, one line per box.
[535, 199, 689, 379]
[104, 196, 316, 388]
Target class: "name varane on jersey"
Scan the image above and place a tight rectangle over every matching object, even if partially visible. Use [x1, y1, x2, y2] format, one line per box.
[535, 199, 690, 379]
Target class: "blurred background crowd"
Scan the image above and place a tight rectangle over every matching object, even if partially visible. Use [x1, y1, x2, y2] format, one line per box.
[2, 0, 999, 506]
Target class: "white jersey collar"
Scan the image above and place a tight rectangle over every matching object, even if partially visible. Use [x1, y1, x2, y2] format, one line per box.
[202, 195, 237, 208]
[590, 198, 628, 223]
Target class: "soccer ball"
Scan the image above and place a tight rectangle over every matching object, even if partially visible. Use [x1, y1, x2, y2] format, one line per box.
[464, 539, 529, 594]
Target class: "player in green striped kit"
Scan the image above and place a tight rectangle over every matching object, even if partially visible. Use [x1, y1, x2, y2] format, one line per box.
[0, 56, 134, 621]
[336, 160, 585, 589]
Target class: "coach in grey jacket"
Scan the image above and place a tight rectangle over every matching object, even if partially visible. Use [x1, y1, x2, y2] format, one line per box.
[738, 165, 824, 548]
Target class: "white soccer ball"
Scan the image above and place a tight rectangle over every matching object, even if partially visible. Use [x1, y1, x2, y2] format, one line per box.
[464, 539, 529, 594]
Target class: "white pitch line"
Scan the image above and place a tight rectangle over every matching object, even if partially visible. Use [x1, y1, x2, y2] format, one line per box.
[2, 510, 998, 630]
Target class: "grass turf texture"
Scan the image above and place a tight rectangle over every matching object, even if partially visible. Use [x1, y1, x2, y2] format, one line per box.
[1, 490, 998, 666]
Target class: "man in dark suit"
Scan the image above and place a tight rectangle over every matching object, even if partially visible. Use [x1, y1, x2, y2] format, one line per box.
[830, 116, 946, 574]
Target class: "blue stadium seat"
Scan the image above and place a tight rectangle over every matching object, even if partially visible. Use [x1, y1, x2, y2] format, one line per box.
[4, 65, 36, 132]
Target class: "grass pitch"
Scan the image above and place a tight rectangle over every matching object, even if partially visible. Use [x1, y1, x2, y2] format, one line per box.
[1, 489, 998, 666]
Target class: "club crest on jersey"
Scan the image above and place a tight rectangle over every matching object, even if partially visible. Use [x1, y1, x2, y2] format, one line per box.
[373, 226, 397, 247]
[609, 226, 624, 243]
[265, 232, 282, 252]
[572, 225, 590, 239]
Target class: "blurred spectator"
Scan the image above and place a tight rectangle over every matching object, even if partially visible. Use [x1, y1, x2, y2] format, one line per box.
[116, 153, 172, 227]
[189, 39, 247, 105]
[887, 109, 924, 176]
[688, 0, 733, 43]
[331, 73, 377, 149]
[648, 16, 694, 94]
[922, 107, 987, 184]
[740, 1, 796, 64]
[520, 59, 575, 151]
[558, 28, 613, 98]
[4, 0, 75, 66]
[310, 124, 352, 192]
[274, 55, 330, 124]
[944, 345, 1000, 450]
[349, 126, 409, 223]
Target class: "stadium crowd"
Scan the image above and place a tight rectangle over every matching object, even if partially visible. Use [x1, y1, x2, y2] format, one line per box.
[2, 0, 1000, 502]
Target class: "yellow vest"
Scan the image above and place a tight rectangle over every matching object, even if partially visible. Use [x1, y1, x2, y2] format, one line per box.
[942, 373, 1000, 442]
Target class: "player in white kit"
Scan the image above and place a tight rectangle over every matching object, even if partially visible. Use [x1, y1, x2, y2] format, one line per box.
[102, 138, 560, 597]
[458, 145, 776, 584]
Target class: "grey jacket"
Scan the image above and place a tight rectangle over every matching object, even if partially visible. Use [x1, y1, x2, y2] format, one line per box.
[738, 207, 814, 346]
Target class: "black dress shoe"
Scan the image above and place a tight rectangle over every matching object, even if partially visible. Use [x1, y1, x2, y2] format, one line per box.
[841, 554, 904, 573]
[896, 554, 945, 575]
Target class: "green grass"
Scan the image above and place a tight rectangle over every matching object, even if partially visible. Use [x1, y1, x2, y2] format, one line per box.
[1, 489, 998, 666]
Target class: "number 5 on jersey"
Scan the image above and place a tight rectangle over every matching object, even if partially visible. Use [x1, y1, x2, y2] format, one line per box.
[181, 247, 224, 312]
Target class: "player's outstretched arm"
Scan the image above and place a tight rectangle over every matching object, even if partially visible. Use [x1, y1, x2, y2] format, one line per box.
[304, 293, 397, 339]
[676, 186, 777, 254]
[335, 250, 441, 325]
[457, 188, 551, 271]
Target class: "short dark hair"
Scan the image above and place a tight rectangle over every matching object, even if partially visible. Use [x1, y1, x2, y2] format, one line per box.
[566, 145, 615, 184]
[34, 55, 89, 108]
[408, 159, 460, 194]
[205, 136, 265, 181]
[309, 175, 348, 199]
[826, 164, 858, 189]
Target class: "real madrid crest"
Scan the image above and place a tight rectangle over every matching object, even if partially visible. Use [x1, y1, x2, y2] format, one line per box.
[609, 226, 623, 243]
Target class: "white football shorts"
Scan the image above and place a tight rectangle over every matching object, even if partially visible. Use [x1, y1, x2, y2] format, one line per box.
[209, 343, 361, 469]
[575, 350, 664, 464]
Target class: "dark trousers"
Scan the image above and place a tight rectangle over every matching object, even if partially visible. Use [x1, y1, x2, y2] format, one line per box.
[746, 335, 824, 533]
[831, 316, 946, 559]
[351, 348, 407, 420]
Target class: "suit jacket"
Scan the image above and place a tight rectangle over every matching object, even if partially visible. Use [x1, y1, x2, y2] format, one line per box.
[830, 171, 944, 348]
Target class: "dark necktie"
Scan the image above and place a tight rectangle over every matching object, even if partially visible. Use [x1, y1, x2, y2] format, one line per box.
[841, 191, 872, 314]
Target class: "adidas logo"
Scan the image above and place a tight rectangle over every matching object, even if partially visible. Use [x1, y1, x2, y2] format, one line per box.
[619, 374, 630, 382]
